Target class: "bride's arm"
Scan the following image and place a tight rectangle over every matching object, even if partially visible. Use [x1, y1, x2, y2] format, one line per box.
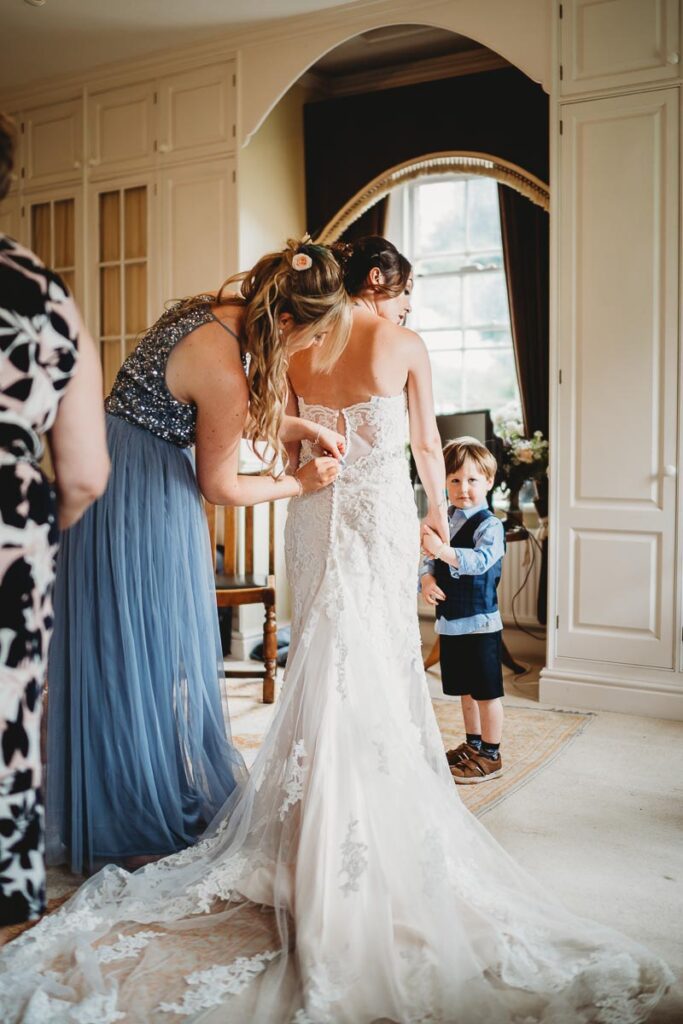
[405, 333, 449, 544]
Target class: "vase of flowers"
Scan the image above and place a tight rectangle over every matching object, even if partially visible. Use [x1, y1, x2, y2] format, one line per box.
[492, 404, 549, 526]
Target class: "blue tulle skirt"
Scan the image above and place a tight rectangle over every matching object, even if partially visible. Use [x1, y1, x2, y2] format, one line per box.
[45, 414, 246, 874]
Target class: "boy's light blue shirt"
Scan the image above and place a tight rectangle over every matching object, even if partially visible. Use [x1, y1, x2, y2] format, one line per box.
[420, 502, 505, 636]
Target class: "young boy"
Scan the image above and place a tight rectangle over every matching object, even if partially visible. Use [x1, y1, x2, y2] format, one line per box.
[421, 436, 505, 784]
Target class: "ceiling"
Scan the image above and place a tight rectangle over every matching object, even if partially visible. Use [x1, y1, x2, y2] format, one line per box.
[0, 0, 351, 91]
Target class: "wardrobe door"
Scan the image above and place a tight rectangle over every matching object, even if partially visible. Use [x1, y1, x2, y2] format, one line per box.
[87, 81, 156, 179]
[560, 0, 680, 95]
[555, 88, 679, 669]
[22, 99, 83, 189]
[157, 62, 236, 164]
[92, 179, 152, 395]
[158, 157, 236, 303]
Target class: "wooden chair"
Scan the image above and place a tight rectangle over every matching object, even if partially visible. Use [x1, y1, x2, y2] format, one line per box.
[205, 500, 278, 704]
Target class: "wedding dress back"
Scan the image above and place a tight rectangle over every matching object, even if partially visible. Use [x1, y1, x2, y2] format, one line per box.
[1, 392, 671, 1023]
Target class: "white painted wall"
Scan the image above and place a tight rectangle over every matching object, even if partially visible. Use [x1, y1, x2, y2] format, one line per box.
[238, 83, 311, 267]
[234, 83, 313, 652]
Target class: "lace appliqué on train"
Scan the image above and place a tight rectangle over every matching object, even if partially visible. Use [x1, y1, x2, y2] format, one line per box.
[158, 950, 280, 1016]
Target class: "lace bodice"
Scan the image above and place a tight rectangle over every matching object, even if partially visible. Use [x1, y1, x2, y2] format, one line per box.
[297, 392, 407, 471]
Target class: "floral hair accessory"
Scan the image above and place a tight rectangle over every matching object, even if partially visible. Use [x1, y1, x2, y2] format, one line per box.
[292, 252, 313, 271]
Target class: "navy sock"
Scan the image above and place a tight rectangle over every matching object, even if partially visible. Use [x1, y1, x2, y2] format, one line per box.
[465, 733, 482, 751]
[480, 740, 500, 761]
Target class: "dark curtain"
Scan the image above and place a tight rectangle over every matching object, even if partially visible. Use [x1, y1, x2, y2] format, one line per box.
[339, 198, 387, 243]
[498, 184, 549, 439]
[305, 67, 548, 235]
[498, 184, 550, 625]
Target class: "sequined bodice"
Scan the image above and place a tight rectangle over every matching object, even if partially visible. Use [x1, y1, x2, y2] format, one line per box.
[105, 300, 217, 447]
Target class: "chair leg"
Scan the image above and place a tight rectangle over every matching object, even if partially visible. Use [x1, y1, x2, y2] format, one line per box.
[263, 602, 277, 704]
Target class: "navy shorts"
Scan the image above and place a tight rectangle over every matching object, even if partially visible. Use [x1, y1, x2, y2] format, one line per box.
[439, 630, 504, 701]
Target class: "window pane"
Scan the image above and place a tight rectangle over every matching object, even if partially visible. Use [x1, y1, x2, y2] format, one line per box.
[125, 263, 147, 335]
[101, 338, 122, 397]
[31, 203, 51, 265]
[100, 266, 121, 337]
[412, 275, 461, 329]
[124, 186, 147, 260]
[420, 330, 463, 353]
[467, 177, 502, 252]
[427, 350, 464, 415]
[463, 270, 508, 326]
[461, 348, 519, 411]
[54, 199, 75, 268]
[99, 191, 120, 262]
[464, 328, 511, 349]
[416, 181, 465, 254]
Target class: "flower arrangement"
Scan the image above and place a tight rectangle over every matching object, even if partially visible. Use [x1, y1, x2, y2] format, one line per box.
[492, 403, 549, 519]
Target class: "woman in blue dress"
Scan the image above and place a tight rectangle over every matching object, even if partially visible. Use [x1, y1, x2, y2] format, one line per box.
[45, 240, 351, 873]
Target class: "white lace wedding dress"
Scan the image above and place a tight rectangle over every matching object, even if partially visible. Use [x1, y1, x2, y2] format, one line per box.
[1, 395, 672, 1023]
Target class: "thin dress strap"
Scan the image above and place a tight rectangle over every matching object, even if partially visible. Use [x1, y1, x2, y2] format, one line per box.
[210, 312, 241, 342]
[209, 311, 248, 373]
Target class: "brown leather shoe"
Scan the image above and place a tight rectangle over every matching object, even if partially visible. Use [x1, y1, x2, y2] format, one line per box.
[446, 741, 479, 767]
[451, 751, 503, 784]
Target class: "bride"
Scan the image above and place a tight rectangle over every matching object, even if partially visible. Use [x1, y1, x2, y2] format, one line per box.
[0, 237, 672, 1023]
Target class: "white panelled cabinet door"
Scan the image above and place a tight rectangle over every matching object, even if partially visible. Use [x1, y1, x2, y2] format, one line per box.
[158, 157, 236, 305]
[87, 81, 156, 180]
[560, 0, 680, 95]
[22, 99, 83, 190]
[556, 88, 678, 669]
[157, 62, 236, 165]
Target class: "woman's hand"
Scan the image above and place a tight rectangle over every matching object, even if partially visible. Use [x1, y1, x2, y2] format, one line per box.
[314, 426, 346, 461]
[421, 504, 449, 546]
[421, 525, 445, 558]
[295, 457, 339, 494]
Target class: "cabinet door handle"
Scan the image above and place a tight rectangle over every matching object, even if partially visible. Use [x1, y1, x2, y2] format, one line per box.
[88, 157, 100, 167]
[158, 143, 171, 153]
[73, 160, 82, 169]
[666, 52, 680, 64]
[663, 465, 677, 477]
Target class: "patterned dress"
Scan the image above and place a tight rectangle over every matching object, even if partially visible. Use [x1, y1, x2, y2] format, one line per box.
[0, 235, 79, 926]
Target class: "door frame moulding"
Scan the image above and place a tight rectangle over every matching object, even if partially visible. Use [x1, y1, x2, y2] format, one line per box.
[314, 151, 549, 243]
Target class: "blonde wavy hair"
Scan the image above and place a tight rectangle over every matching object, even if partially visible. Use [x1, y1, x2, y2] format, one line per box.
[179, 239, 351, 474]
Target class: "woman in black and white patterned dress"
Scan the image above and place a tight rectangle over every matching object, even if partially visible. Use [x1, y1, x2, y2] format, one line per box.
[0, 114, 109, 934]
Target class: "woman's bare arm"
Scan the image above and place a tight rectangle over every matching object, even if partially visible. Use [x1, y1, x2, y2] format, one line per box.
[405, 332, 449, 543]
[48, 313, 110, 529]
[179, 321, 338, 505]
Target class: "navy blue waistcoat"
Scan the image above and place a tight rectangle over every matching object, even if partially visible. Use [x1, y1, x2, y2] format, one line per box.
[434, 509, 503, 622]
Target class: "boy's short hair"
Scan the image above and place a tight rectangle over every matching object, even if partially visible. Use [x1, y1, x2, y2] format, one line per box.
[443, 436, 497, 480]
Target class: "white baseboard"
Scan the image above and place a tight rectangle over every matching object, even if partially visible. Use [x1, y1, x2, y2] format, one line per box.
[230, 628, 264, 661]
[540, 668, 683, 720]
[230, 621, 292, 661]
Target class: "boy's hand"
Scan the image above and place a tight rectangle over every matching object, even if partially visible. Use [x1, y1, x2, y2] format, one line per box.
[421, 573, 446, 606]
[421, 526, 445, 558]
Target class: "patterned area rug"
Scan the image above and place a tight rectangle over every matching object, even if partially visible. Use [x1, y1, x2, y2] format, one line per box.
[431, 701, 593, 816]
